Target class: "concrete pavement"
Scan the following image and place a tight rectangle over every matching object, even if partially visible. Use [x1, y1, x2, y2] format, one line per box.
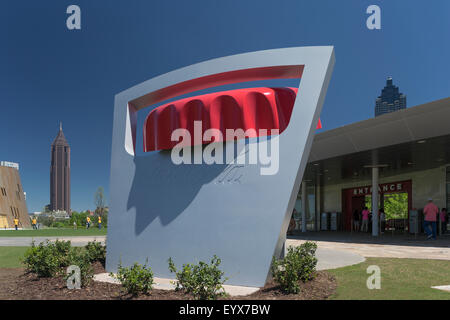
[0, 236, 106, 247]
[287, 234, 450, 261]
[314, 247, 365, 270]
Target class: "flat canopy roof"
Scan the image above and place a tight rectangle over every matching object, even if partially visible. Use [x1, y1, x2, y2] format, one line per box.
[305, 97, 450, 185]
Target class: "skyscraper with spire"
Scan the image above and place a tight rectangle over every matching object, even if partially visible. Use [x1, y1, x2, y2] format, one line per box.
[50, 123, 71, 214]
[375, 77, 407, 117]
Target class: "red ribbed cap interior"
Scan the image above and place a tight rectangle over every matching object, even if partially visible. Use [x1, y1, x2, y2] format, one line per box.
[143, 87, 300, 152]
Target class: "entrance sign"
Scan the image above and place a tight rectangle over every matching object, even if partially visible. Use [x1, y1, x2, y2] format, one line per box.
[350, 182, 408, 196]
[106, 47, 335, 286]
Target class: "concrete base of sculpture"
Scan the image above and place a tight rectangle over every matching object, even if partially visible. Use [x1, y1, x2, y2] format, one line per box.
[94, 273, 260, 296]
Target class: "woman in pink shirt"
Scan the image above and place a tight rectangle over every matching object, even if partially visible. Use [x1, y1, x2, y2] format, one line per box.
[361, 207, 370, 232]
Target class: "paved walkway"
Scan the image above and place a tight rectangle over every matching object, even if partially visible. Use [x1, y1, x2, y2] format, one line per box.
[288, 231, 450, 261]
[313, 247, 365, 270]
[0, 236, 106, 247]
[432, 285, 450, 293]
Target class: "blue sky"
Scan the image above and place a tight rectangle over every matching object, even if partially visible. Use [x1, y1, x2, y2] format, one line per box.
[1, 0, 449, 212]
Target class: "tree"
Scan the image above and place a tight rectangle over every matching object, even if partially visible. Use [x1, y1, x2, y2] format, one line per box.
[383, 193, 408, 219]
[94, 187, 106, 216]
[365, 193, 408, 219]
[69, 211, 89, 227]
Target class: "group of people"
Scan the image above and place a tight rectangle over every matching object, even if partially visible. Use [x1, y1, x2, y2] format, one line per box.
[83, 215, 102, 229]
[13, 215, 103, 231]
[12, 216, 39, 230]
[352, 207, 386, 233]
[72, 216, 102, 229]
[351, 198, 448, 239]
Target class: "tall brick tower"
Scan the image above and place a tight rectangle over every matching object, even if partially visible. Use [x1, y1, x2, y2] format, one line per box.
[50, 122, 71, 214]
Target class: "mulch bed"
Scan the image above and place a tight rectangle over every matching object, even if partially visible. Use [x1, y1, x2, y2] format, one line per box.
[236, 272, 337, 300]
[0, 262, 336, 300]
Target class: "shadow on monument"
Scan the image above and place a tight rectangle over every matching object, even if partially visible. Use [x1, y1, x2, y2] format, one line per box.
[127, 148, 228, 235]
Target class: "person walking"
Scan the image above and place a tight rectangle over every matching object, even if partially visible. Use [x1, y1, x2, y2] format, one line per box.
[98, 216, 102, 230]
[13, 218, 19, 230]
[352, 209, 360, 232]
[86, 216, 91, 229]
[31, 217, 37, 230]
[361, 207, 370, 232]
[440, 208, 447, 234]
[379, 208, 386, 234]
[423, 198, 439, 240]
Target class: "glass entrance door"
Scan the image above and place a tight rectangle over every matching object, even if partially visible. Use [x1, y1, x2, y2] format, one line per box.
[294, 182, 317, 232]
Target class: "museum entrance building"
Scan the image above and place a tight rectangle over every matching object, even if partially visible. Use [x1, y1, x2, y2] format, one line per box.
[292, 97, 450, 235]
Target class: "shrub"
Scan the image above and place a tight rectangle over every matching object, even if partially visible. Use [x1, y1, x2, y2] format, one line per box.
[54, 240, 72, 255]
[22, 240, 93, 287]
[168, 255, 228, 300]
[85, 241, 106, 264]
[51, 221, 65, 228]
[113, 261, 154, 296]
[22, 241, 60, 277]
[37, 215, 55, 227]
[69, 211, 88, 227]
[271, 241, 318, 294]
[22, 240, 72, 276]
[54, 240, 72, 267]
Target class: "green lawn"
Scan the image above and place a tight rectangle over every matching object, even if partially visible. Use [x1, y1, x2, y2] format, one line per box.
[0, 228, 107, 237]
[0, 247, 29, 268]
[328, 257, 450, 300]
